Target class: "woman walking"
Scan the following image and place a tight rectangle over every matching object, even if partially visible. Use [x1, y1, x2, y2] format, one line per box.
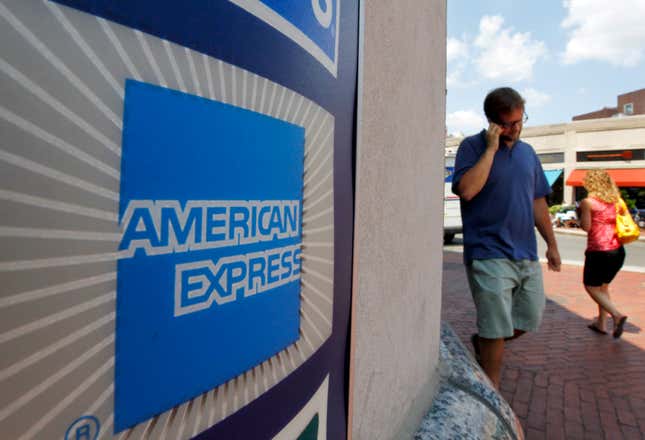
[579, 169, 628, 338]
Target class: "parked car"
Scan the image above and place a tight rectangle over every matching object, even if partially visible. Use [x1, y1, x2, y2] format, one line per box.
[444, 192, 462, 244]
[553, 205, 578, 227]
[635, 208, 645, 228]
[443, 156, 462, 244]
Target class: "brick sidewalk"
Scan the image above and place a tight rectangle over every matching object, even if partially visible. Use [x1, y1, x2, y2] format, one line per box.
[441, 251, 645, 440]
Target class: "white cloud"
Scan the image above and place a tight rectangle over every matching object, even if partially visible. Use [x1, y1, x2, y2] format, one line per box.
[447, 37, 473, 88]
[446, 69, 462, 87]
[521, 88, 552, 108]
[447, 66, 476, 88]
[447, 37, 469, 63]
[473, 15, 547, 81]
[446, 110, 486, 136]
[561, 0, 645, 67]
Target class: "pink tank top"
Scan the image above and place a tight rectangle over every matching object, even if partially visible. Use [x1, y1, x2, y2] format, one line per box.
[586, 197, 621, 251]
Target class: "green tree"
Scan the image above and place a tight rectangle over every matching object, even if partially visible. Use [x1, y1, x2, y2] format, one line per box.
[620, 189, 636, 210]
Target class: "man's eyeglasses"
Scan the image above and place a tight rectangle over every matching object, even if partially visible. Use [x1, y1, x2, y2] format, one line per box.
[497, 112, 528, 130]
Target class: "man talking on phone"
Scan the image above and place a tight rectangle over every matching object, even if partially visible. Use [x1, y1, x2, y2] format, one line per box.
[452, 87, 561, 389]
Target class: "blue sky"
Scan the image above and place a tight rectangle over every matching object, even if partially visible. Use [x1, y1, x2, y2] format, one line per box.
[446, 0, 645, 135]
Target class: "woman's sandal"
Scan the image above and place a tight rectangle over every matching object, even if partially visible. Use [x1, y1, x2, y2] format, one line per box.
[587, 323, 607, 335]
[613, 316, 628, 339]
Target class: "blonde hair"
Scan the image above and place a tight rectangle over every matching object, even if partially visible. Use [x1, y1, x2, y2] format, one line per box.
[583, 169, 620, 203]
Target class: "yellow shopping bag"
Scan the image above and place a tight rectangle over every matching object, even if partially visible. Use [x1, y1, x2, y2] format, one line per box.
[616, 198, 640, 245]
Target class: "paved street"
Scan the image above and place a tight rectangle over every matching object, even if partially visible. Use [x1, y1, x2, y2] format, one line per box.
[442, 246, 645, 439]
[445, 230, 645, 271]
[538, 229, 645, 272]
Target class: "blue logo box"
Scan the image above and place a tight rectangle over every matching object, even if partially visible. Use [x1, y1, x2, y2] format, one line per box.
[115, 80, 304, 431]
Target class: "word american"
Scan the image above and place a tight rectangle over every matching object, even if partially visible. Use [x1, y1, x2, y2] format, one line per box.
[120, 200, 300, 257]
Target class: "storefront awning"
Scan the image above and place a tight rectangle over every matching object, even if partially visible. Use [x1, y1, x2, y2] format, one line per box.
[544, 169, 563, 187]
[566, 168, 645, 187]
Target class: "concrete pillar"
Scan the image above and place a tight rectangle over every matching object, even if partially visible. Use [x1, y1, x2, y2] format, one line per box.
[563, 129, 578, 204]
[349, 1, 446, 439]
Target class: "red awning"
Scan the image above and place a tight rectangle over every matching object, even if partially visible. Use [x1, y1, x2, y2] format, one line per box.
[566, 168, 645, 187]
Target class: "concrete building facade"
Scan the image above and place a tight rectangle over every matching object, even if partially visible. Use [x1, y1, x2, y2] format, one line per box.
[446, 114, 645, 206]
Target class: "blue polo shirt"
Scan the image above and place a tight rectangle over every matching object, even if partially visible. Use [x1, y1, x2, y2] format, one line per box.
[452, 130, 551, 265]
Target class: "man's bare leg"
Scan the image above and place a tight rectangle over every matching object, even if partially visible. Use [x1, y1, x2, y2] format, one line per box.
[479, 337, 505, 388]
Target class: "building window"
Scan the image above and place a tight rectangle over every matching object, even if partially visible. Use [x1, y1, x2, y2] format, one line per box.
[577, 149, 644, 162]
[538, 152, 565, 164]
[624, 103, 634, 115]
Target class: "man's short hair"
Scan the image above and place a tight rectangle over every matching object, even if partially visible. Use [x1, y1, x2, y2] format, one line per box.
[483, 87, 525, 122]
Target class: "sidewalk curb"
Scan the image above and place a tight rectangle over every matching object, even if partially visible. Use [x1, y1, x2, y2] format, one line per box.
[446, 249, 644, 272]
[554, 227, 645, 241]
[537, 258, 645, 273]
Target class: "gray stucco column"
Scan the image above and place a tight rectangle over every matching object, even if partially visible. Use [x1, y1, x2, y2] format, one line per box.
[349, 1, 447, 438]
